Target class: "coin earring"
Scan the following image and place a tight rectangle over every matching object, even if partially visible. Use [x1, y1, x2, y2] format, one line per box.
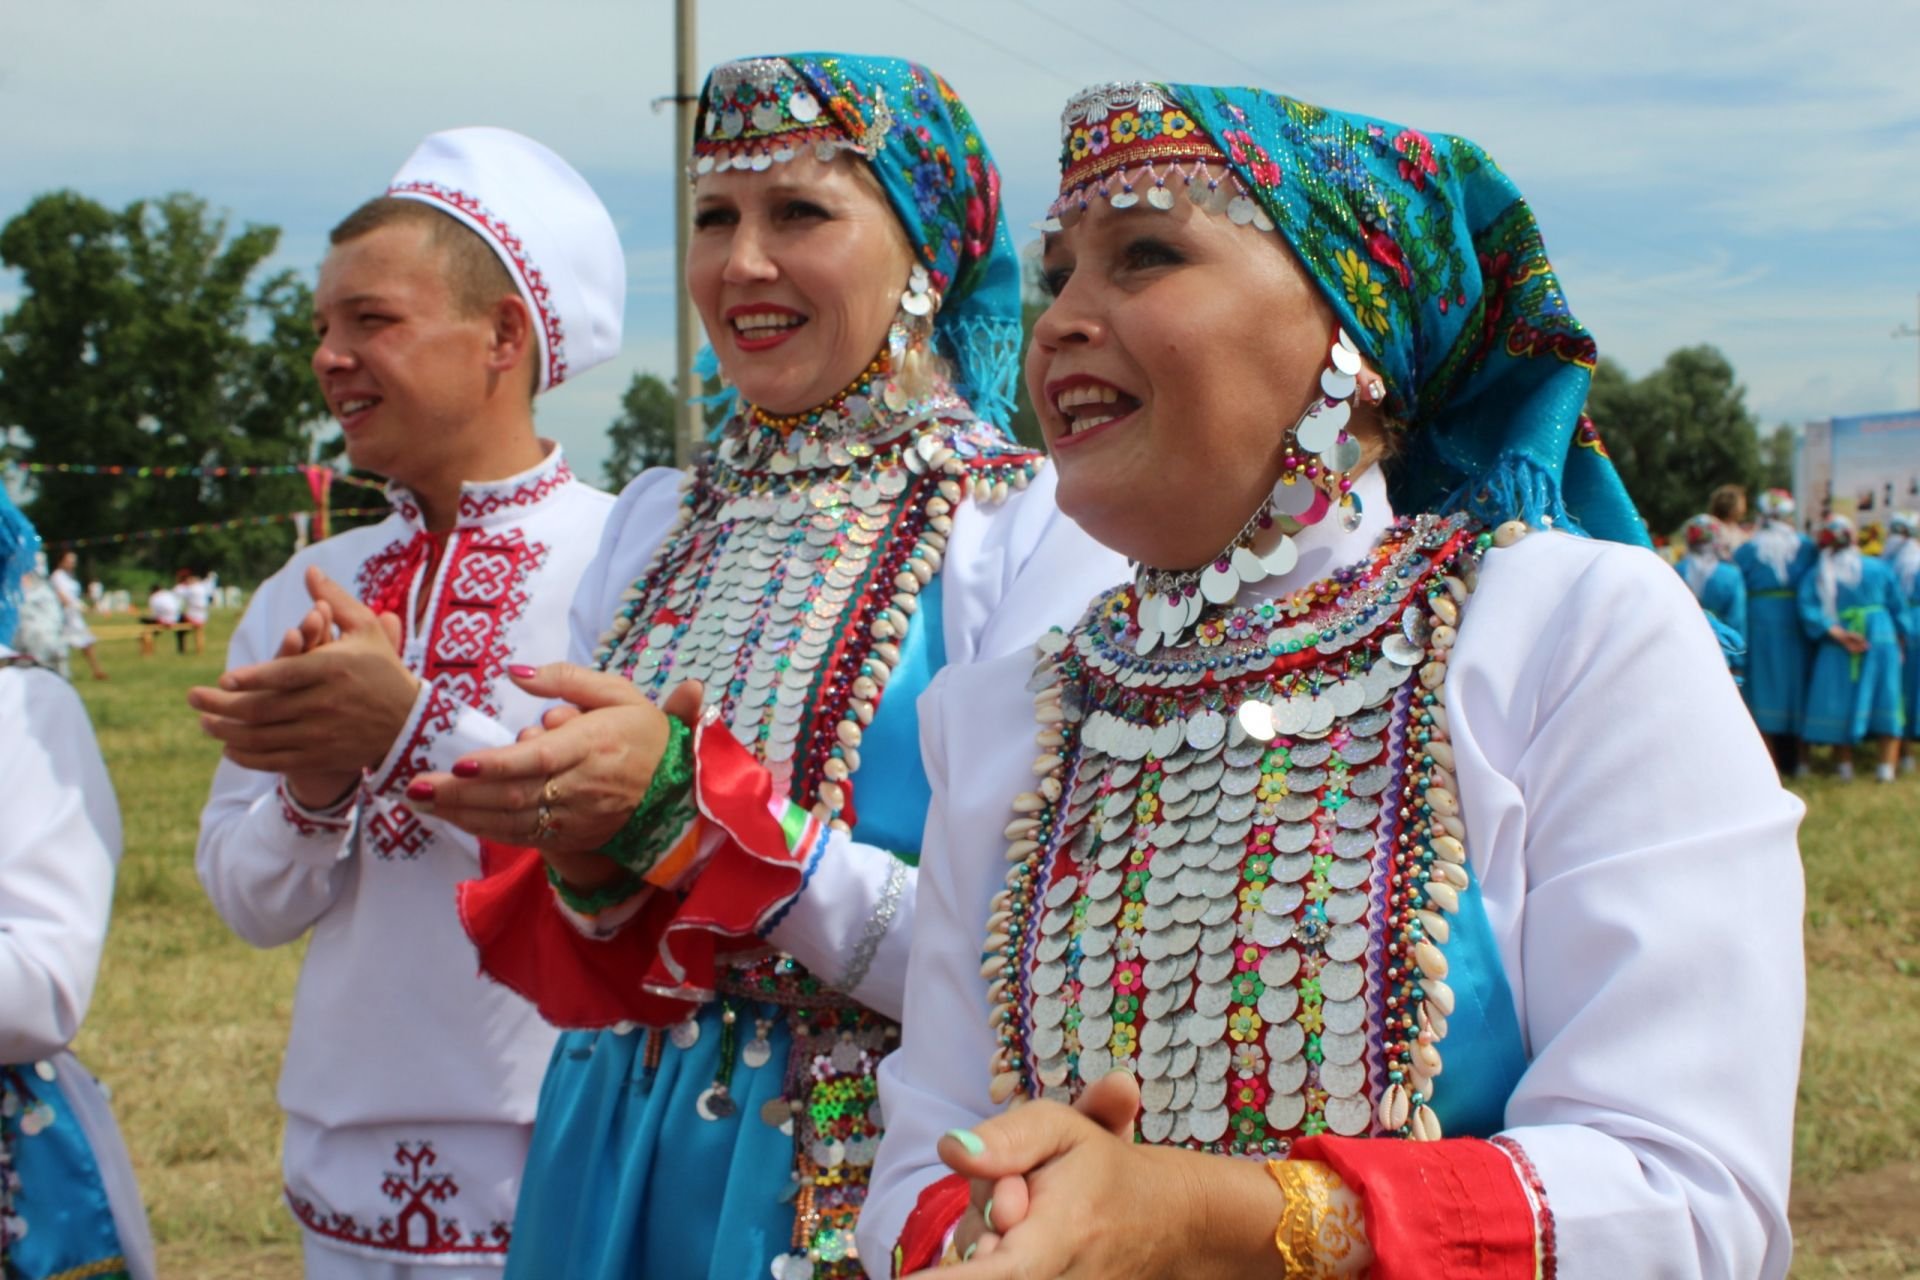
[1272, 327, 1369, 535]
[884, 264, 939, 411]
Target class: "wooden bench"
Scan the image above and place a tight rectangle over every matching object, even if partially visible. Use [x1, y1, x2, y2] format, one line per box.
[90, 621, 206, 656]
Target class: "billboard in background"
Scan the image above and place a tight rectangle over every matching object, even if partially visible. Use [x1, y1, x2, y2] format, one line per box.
[1796, 409, 1920, 527]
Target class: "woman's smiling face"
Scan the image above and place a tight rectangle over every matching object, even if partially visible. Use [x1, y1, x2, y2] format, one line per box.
[688, 155, 914, 416]
[1027, 183, 1353, 570]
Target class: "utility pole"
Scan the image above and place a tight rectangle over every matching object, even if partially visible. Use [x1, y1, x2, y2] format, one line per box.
[671, 0, 704, 464]
[1896, 292, 1920, 411]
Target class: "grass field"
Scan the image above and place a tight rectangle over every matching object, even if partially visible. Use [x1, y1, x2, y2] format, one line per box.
[59, 610, 1920, 1277]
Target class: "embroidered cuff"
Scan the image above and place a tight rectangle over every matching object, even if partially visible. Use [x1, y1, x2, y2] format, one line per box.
[1289, 1135, 1542, 1280]
[1489, 1136, 1558, 1279]
[596, 716, 703, 879]
[276, 777, 356, 838]
[367, 681, 512, 798]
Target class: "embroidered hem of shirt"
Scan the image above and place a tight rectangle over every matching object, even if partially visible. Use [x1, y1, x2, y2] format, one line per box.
[285, 1140, 511, 1263]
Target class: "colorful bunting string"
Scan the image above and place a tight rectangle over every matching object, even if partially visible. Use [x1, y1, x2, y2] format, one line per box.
[4, 460, 387, 492]
[47, 507, 390, 550]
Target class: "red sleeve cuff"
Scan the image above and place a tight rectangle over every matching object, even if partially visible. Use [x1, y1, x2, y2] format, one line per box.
[892, 1173, 970, 1276]
[455, 716, 817, 1029]
[1290, 1135, 1545, 1280]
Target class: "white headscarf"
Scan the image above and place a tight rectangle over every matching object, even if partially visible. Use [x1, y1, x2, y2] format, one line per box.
[1882, 512, 1917, 590]
[1749, 520, 1803, 584]
[1815, 518, 1863, 625]
[1888, 537, 1920, 599]
[1680, 515, 1723, 599]
[1683, 548, 1720, 598]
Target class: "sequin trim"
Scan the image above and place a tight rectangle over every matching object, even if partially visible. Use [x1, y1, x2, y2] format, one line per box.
[836, 858, 908, 997]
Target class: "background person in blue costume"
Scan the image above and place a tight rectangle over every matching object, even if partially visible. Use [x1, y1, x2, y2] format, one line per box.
[1799, 515, 1909, 782]
[866, 79, 1802, 1280]
[415, 54, 1122, 1280]
[1676, 512, 1747, 662]
[1736, 489, 1818, 774]
[1876, 510, 1920, 774]
[0, 486, 156, 1280]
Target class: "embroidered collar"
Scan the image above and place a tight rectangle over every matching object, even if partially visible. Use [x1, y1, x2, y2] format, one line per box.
[385, 441, 574, 530]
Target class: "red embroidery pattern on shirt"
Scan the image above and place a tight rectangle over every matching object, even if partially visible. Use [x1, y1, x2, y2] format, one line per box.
[387, 180, 569, 388]
[287, 1141, 511, 1258]
[355, 535, 431, 621]
[277, 779, 353, 839]
[459, 459, 574, 523]
[363, 529, 548, 859]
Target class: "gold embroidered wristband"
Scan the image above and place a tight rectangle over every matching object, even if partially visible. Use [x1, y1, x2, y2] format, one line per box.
[1265, 1159, 1375, 1277]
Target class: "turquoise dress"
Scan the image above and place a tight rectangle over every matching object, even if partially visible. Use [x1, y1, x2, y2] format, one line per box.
[1675, 557, 1747, 659]
[504, 582, 945, 1280]
[1, 1061, 133, 1280]
[1881, 545, 1920, 738]
[1734, 535, 1817, 735]
[1799, 556, 1909, 744]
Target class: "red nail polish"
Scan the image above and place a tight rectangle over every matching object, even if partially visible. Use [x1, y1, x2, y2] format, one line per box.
[406, 780, 435, 802]
[452, 760, 481, 779]
[508, 664, 538, 680]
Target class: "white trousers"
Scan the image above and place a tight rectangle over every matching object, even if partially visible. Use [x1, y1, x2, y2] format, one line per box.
[303, 1236, 504, 1280]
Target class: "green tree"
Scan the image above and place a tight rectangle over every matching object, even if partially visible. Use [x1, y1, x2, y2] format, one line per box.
[0, 191, 330, 582]
[602, 372, 677, 490]
[1759, 424, 1795, 494]
[1585, 345, 1762, 535]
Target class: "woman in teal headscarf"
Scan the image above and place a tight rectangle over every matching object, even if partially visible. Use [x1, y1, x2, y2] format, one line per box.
[864, 82, 1801, 1279]
[423, 52, 1122, 1280]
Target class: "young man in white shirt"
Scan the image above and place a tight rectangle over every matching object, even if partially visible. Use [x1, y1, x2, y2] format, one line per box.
[187, 128, 626, 1279]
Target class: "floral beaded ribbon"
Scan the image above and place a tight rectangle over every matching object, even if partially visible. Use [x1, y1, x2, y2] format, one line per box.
[986, 514, 1487, 1153]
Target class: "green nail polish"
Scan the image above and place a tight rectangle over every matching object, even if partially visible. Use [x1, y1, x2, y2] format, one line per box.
[983, 1197, 996, 1231]
[963, 1241, 978, 1261]
[944, 1127, 986, 1156]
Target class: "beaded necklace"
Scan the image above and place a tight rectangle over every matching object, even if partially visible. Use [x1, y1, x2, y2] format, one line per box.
[986, 515, 1515, 1156]
[746, 352, 887, 434]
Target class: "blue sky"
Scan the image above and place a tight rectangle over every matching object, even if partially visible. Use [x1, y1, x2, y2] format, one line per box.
[5, 0, 1917, 485]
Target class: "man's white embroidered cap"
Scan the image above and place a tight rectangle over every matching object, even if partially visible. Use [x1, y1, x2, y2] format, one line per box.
[387, 126, 625, 393]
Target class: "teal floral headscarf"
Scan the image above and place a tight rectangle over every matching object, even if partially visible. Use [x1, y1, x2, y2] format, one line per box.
[1052, 82, 1647, 546]
[693, 53, 1022, 428]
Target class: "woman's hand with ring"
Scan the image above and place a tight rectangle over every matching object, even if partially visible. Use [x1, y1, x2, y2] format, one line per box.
[407, 667, 705, 862]
[932, 1072, 1285, 1279]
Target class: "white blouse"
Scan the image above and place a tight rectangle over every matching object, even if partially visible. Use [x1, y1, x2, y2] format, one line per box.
[1, 652, 157, 1279]
[862, 496, 1805, 1280]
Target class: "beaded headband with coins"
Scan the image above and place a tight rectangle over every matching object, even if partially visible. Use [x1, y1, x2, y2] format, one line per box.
[1036, 81, 1276, 235]
[690, 56, 891, 177]
[1041, 84, 1383, 653]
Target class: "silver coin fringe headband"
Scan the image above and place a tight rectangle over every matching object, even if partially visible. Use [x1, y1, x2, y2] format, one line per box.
[1043, 83, 1382, 654]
